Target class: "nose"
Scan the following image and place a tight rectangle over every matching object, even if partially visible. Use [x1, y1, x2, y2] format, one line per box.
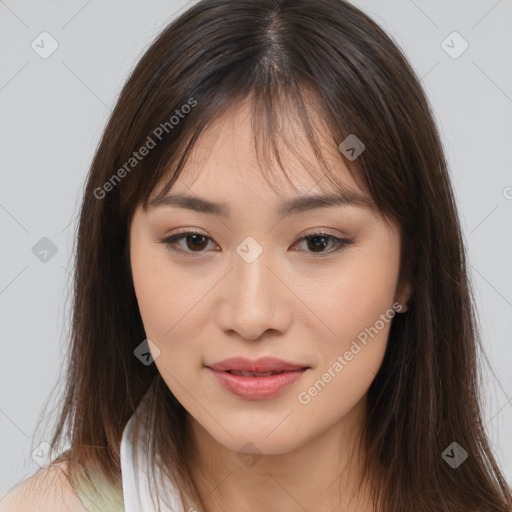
[216, 246, 292, 342]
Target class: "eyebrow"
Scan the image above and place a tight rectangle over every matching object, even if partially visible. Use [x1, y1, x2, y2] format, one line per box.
[148, 190, 374, 217]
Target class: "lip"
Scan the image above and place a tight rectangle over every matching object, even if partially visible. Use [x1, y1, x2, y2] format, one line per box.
[206, 357, 310, 400]
[207, 356, 309, 373]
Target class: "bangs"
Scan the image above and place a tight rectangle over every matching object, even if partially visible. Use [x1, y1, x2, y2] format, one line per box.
[134, 80, 376, 222]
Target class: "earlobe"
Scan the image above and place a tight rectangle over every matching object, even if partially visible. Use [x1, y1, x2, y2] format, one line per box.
[394, 280, 413, 313]
[393, 300, 409, 314]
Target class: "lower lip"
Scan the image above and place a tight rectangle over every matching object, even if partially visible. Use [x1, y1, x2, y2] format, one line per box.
[208, 368, 308, 400]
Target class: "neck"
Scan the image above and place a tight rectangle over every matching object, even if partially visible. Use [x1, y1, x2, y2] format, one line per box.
[182, 396, 373, 512]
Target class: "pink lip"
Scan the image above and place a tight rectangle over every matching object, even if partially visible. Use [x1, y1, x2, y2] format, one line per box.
[207, 356, 308, 373]
[206, 357, 310, 400]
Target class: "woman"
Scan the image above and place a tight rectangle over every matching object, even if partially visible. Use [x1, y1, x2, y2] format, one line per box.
[2, 0, 510, 511]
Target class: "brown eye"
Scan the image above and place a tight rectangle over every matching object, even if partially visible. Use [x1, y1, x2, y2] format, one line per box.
[160, 231, 218, 258]
[183, 234, 209, 251]
[293, 232, 353, 258]
[305, 235, 332, 252]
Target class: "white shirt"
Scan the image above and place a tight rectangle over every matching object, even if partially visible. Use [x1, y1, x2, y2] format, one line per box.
[120, 394, 186, 512]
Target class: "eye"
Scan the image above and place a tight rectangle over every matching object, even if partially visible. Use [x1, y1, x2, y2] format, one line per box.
[292, 230, 354, 258]
[159, 229, 354, 259]
[160, 230, 218, 258]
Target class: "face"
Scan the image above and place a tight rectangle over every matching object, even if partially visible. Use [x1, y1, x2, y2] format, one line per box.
[129, 99, 410, 457]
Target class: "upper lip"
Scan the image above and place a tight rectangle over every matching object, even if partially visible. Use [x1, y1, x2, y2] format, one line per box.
[206, 356, 310, 373]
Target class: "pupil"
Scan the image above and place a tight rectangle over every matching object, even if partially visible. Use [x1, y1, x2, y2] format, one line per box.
[308, 236, 328, 252]
[187, 234, 208, 251]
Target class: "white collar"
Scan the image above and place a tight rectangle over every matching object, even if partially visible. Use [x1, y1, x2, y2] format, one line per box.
[119, 395, 186, 512]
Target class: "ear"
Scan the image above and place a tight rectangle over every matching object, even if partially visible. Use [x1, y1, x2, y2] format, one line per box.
[394, 278, 413, 313]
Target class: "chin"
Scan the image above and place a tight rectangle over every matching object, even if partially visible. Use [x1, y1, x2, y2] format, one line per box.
[209, 423, 304, 457]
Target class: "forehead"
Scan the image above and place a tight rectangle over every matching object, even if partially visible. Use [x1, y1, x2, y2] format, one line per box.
[149, 98, 369, 206]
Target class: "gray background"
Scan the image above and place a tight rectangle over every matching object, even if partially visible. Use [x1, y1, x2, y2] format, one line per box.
[1, 0, 511, 497]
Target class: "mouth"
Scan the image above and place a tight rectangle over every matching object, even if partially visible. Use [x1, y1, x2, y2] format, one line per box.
[205, 357, 311, 400]
[206, 356, 310, 374]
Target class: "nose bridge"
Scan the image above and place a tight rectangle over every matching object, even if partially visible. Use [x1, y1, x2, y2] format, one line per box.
[218, 238, 289, 339]
[233, 240, 275, 309]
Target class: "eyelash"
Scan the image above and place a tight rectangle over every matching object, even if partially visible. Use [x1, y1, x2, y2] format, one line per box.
[159, 229, 354, 259]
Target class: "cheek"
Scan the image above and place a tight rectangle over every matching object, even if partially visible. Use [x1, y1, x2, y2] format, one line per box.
[293, 238, 400, 414]
[130, 236, 198, 336]
[306, 242, 400, 346]
[130, 244, 168, 336]
[293, 292, 395, 444]
[130, 237, 211, 384]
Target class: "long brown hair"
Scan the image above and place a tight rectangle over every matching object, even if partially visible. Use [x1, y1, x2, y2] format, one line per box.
[40, 0, 511, 510]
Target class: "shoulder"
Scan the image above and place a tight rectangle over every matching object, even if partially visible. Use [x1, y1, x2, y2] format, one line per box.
[0, 461, 89, 512]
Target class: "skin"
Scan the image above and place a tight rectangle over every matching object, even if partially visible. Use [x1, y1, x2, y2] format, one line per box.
[129, 98, 411, 512]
